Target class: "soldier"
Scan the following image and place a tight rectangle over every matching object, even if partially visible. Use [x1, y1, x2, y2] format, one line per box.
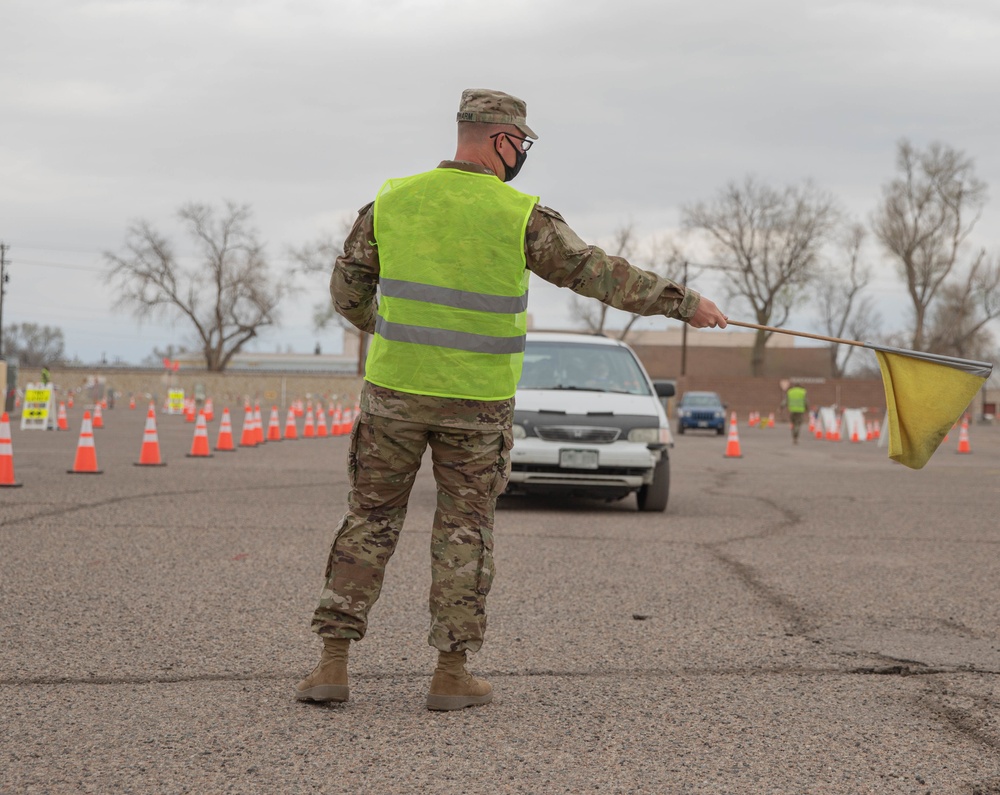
[785, 381, 809, 444]
[296, 88, 728, 710]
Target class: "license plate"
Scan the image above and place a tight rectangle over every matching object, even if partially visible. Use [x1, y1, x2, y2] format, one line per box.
[697, 421, 709, 427]
[560, 449, 599, 469]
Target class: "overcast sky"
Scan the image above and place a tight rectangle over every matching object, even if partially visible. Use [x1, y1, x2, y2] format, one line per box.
[3, 0, 999, 365]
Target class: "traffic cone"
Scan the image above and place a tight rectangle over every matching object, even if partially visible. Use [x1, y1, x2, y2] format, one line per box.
[129, 395, 136, 410]
[68, 411, 102, 474]
[249, 403, 261, 445]
[186, 411, 214, 457]
[135, 408, 166, 466]
[766, 412, 775, 429]
[808, 412, 816, 435]
[0, 412, 23, 487]
[266, 406, 282, 441]
[57, 402, 69, 431]
[204, 398, 215, 422]
[723, 412, 743, 458]
[956, 417, 972, 454]
[332, 405, 344, 436]
[215, 407, 236, 452]
[343, 406, 354, 433]
[315, 406, 328, 437]
[285, 407, 298, 440]
[185, 400, 196, 423]
[67, 395, 74, 409]
[303, 406, 316, 438]
[92, 403, 104, 429]
[239, 405, 257, 448]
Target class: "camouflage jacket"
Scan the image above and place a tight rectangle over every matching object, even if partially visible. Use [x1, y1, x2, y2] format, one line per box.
[332, 160, 701, 428]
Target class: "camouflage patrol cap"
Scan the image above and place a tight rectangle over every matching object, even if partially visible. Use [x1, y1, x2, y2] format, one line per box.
[456, 88, 538, 139]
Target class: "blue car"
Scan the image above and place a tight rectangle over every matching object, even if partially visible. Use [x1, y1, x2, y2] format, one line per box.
[676, 391, 727, 435]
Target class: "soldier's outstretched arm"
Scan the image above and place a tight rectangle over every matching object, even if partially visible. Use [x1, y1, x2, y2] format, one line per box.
[330, 201, 380, 334]
[526, 205, 713, 325]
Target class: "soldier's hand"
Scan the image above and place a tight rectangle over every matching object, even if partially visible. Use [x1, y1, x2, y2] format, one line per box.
[688, 296, 728, 329]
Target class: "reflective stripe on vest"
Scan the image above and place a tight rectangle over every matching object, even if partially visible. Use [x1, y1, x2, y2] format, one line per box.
[366, 168, 538, 400]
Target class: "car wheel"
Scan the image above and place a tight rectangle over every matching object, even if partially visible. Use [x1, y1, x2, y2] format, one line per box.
[637, 456, 669, 512]
[676, 422, 685, 435]
[717, 426, 725, 435]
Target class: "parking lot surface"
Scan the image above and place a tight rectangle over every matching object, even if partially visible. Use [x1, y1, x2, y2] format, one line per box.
[2, 405, 999, 793]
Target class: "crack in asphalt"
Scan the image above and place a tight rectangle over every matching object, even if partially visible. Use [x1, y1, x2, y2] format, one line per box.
[0, 482, 336, 529]
[4, 663, 998, 688]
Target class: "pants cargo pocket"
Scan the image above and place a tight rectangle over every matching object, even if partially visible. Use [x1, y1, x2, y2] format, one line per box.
[475, 526, 495, 596]
[487, 428, 513, 501]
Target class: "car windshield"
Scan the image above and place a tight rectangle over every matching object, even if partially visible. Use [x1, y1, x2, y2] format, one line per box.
[518, 341, 652, 395]
[681, 393, 722, 407]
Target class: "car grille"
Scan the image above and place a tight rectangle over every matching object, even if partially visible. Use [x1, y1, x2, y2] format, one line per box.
[535, 426, 620, 443]
[686, 411, 720, 422]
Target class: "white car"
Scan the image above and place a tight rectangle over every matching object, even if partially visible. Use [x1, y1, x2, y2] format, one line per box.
[507, 331, 675, 512]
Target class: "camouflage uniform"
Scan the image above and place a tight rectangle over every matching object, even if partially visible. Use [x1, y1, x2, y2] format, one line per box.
[311, 160, 701, 653]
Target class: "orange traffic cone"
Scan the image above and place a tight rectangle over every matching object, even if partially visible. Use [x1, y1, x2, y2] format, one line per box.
[129, 395, 136, 410]
[239, 405, 257, 448]
[68, 411, 102, 474]
[331, 405, 344, 436]
[285, 407, 298, 440]
[723, 412, 743, 458]
[215, 407, 236, 452]
[135, 408, 166, 466]
[253, 403, 264, 445]
[187, 411, 214, 457]
[956, 417, 972, 454]
[0, 412, 23, 487]
[204, 398, 215, 422]
[57, 401, 69, 431]
[316, 406, 328, 437]
[766, 412, 775, 429]
[343, 406, 354, 433]
[304, 406, 316, 438]
[67, 395, 74, 409]
[92, 403, 104, 429]
[266, 406, 282, 441]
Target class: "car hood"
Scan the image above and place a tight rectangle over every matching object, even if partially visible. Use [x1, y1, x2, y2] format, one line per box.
[515, 389, 661, 418]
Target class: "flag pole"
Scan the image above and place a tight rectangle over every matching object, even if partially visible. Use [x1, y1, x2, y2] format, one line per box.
[727, 320, 865, 348]
[727, 320, 993, 378]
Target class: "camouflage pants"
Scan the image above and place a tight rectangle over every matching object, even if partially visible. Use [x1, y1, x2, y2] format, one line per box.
[311, 411, 512, 652]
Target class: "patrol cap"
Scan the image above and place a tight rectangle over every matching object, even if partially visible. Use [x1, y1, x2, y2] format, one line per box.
[456, 88, 538, 139]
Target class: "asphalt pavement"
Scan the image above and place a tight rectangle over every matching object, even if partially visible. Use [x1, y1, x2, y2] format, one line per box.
[2, 404, 999, 794]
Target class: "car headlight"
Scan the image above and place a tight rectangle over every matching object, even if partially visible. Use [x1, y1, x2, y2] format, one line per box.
[627, 427, 660, 443]
[511, 424, 527, 439]
[714, 411, 725, 419]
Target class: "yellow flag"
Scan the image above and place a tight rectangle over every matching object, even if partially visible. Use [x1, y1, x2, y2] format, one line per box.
[875, 350, 986, 469]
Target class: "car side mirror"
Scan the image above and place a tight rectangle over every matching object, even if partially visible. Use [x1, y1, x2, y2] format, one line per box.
[653, 380, 675, 398]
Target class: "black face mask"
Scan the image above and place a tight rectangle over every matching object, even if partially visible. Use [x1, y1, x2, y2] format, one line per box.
[497, 139, 527, 182]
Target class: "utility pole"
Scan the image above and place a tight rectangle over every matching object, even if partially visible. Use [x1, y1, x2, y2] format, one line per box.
[0, 242, 9, 358]
[680, 260, 688, 377]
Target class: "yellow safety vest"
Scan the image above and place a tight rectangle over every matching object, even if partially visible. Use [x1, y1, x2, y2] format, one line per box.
[787, 386, 807, 413]
[366, 168, 538, 400]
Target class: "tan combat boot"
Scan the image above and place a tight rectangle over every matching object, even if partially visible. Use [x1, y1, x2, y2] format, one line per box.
[426, 650, 493, 711]
[295, 638, 350, 702]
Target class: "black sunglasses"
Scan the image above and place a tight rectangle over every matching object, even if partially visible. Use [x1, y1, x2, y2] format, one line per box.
[489, 132, 533, 152]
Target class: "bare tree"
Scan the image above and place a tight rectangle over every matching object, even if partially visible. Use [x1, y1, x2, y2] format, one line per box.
[1, 323, 65, 366]
[105, 201, 284, 372]
[923, 250, 1000, 360]
[815, 223, 882, 376]
[568, 225, 687, 340]
[288, 216, 368, 372]
[683, 176, 839, 375]
[871, 139, 988, 351]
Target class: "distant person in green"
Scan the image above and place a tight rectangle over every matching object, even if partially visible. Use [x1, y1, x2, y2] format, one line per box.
[785, 382, 808, 444]
[40, 367, 51, 386]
